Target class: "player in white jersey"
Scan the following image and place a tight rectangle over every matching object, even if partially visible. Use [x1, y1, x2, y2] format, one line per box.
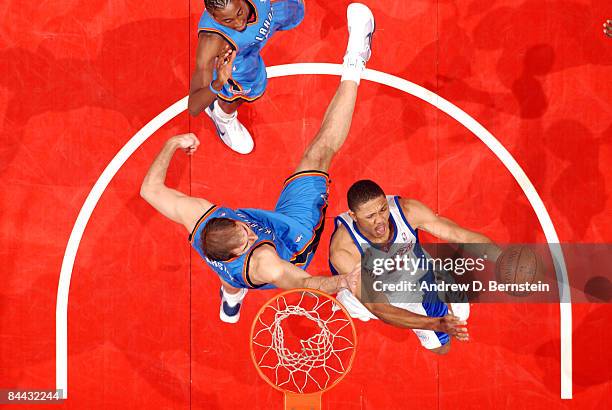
[329, 180, 500, 354]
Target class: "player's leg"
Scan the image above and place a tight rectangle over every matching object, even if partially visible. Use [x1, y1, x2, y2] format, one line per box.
[294, 3, 375, 173]
[217, 98, 243, 114]
[205, 54, 267, 155]
[219, 278, 248, 323]
[295, 81, 358, 173]
[205, 96, 253, 154]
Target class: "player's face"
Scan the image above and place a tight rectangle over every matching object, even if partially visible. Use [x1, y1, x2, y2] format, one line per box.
[231, 221, 258, 256]
[351, 196, 390, 240]
[211, 0, 250, 32]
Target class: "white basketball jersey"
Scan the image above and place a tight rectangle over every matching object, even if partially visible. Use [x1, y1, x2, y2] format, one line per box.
[331, 195, 470, 340]
[335, 195, 419, 256]
[334, 195, 430, 304]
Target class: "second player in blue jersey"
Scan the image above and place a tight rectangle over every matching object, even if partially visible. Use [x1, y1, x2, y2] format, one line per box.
[188, 0, 305, 154]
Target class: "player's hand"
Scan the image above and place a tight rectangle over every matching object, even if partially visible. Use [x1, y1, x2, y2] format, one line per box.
[604, 20, 612, 38]
[332, 265, 360, 295]
[339, 263, 362, 295]
[170, 133, 200, 154]
[215, 45, 236, 86]
[436, 314, 469, 341]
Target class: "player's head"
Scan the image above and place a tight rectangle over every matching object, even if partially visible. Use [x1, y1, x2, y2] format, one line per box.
[347, 180, 390, 239]
[200, 218, 257, 261]
[205, 0, 249, 31]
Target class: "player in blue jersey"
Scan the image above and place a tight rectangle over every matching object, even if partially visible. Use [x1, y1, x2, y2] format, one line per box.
[142, 4, 375, 323]
[188, 0, 306, 154]
[329, 180, 501, 354]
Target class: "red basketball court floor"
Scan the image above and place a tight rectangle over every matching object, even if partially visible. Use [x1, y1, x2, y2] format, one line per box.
[1, 0, 611, 408]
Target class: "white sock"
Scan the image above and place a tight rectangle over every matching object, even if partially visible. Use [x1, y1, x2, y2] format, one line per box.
[213, 100, 237, 122]
[222, 287, 247, 307]
[341, 57, 364, 85]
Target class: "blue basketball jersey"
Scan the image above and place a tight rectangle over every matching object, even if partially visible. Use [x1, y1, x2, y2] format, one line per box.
[198, 0, 274, 52]
[190, 205, 319, 289]
[198, 0, 274, 96]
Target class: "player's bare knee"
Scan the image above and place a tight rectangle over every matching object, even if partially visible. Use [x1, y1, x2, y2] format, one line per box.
[302, 144, 335, 168]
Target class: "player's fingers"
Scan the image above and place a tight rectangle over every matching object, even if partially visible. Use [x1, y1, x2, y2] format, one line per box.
[447, 315, 467, 325]
[228, 49, 236, 64]
[218, 45, 229, 59]
[446, 314, 460, 322]
[455, 328, 469, 336]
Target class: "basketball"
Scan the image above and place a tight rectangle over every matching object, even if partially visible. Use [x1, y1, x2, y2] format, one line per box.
[495, 245, 543, 296]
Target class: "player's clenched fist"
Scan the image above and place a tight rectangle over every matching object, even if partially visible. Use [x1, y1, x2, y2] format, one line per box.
[170, 133, 200, 154]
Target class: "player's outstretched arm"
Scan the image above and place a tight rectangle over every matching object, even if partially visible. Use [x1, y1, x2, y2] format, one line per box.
[140, 134, 212, 232]
[250, 246, 358, 294]
[364, 302, 469, 340]
[188, 33, 235, 116]
[400, 198, 502, 260]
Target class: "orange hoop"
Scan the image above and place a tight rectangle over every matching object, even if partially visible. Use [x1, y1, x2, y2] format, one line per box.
[250, 289, 357, 410]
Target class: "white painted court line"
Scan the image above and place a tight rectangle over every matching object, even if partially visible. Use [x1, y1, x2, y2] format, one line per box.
[56, 63, 572, 399]
[55, 97, 187, 399]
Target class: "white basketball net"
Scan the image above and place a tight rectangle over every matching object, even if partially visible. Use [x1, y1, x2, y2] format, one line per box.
[251, 291, 355, 394]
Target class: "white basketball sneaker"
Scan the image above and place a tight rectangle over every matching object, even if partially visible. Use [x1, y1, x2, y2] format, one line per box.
[219, 287, 248, 323]
[205, 100, 254, 155]
[344, 3, 375, 73]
